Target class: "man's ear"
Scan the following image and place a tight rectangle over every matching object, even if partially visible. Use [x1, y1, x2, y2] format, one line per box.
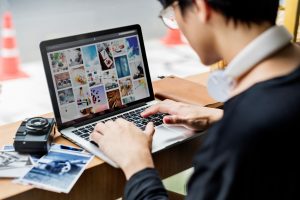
[194, 0, 212, 23]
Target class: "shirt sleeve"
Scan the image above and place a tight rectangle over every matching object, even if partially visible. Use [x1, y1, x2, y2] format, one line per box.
[124, 168, 168, 200]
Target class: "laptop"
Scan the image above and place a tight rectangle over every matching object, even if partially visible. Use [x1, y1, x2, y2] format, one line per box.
[40, 24, 193, 167]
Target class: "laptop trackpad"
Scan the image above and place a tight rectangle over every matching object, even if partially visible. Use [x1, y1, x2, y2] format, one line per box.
[152, 125, 192, 152]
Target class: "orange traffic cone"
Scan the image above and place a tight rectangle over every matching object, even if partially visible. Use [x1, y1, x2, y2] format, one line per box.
[0, 11, 28, 81]
[161, 29, 185, 45]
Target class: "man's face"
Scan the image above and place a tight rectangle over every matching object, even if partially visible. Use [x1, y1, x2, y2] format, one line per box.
[172, 0, 221, 65]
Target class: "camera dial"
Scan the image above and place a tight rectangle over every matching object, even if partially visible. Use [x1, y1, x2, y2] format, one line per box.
[26, 117, 50, 135]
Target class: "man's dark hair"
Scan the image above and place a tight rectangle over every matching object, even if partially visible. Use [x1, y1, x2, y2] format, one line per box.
[158, 0, 280, 25]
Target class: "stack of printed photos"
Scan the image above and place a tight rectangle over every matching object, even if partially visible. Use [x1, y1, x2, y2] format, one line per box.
[1, 144, 93, 193]
[0, 146, 34, 178]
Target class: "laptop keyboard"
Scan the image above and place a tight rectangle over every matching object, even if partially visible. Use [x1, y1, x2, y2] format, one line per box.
[71, 106, 167, 141]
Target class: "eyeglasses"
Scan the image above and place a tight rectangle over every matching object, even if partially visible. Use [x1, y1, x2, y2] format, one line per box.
[159, 2, 179, 29]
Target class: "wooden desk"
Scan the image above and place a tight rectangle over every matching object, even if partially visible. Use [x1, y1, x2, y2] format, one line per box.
[0, 73, 210, 200]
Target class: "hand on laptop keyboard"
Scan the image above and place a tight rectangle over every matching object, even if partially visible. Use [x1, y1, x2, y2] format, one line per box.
[72, 106, 167, 142]
[90, 118, 155, 179]
[141, 99, 223, 131]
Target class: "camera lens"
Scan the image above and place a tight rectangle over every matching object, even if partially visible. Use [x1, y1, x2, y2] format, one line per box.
[26, 117, 50, 135]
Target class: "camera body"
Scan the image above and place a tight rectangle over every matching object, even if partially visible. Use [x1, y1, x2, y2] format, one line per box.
[13, 117, 55, 154]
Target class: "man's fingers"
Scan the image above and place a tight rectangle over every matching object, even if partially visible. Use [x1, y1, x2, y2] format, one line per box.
[90, 130, 103, 143]
[141, 99, 176, 117]
[141, 104, 161, 117]
[163, 115, 186, 125]
[94, 122, 108, 134]
[104, 120, 116, 129]
[144, 122, 155, 138]
[115, 118, 130, 126]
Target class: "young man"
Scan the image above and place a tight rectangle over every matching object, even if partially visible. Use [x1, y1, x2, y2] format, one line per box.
[91, 0, 300, 199]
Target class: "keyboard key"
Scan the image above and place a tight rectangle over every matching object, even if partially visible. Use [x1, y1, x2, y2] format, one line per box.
[81, 133, 90, 138]
[154, 121, 162, 126]
[73, 131, 84, 136]
[72, 130, 80, 134]
[81, 129, 90, 133]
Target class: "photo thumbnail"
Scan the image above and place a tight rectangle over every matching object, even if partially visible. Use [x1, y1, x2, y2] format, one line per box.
[97, 43, 114, 71]
[133, 78, 149, 100]
[82, 45, 100, 68]
[66, 48, 83, 67]
[60, 104, 78, 123]
[126, 36, 140, 61]
[79, 107, 93, 116]
[122, 96, 135, 104]
[49, 51, 68, 73]
[90, 85, 109, 113]
[54, 72, 72, 90]
[119, 77, 133, 97]
[115, 55, 130, 78]
[74, 86, 92, 109]
[58, 88, 75, 105]
[130, 60, 144, 79]
[102, 70, 118, 90]
[86, 67, 103, 87]
[70, 66, 88, 87]
[107, 89, 122, 109]
[111, 39, 126, 56]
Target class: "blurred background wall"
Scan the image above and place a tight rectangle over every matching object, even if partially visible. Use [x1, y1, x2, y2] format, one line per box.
[0, 0, 166, 63]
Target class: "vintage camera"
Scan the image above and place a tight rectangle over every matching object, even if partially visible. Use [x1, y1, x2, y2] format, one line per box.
[13, 117, 55, 154]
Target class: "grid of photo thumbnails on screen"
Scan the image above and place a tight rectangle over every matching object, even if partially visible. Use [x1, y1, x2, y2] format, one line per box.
[48, 33, 150, 123]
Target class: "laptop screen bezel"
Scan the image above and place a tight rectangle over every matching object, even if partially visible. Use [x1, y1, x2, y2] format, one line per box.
[40, 24, 155, 131]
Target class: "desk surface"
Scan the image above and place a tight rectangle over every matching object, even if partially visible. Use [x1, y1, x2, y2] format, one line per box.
[0, 73, 210, 200]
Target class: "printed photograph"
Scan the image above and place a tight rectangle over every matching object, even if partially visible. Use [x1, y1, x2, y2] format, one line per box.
[60, 104, 78, 123]
[97, 42, 114, 71]
[129, 60, 145, 79]
[58, 88, 75, 105]
[111, 39, 126, 56]
[122, 96, 135, 104]
[82, 45, 100, 68]
[0, 151, 33, 178]
[107, 89, 122, 109]
[66, 48, 83, 67]
[119, 77, 133, 97]
[115, 55, 130, 78]
[133, 78, 149, 101]
[126, 36, 140, 61]
[90, 85, 109, 113]
[54, 72, 72, 90]
[102, 70, 118, 90]
[49, 51, 68, 73]
[86, 66, 103, 87]
[69, 66, 88, 87]
[19, 150, 93, 193]
[74, 86, 92, 109]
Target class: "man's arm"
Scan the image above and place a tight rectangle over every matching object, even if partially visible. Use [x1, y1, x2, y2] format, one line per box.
[124, 168, 168, 200]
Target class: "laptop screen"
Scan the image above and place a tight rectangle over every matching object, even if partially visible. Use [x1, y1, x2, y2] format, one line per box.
[41, 25, 154, 128]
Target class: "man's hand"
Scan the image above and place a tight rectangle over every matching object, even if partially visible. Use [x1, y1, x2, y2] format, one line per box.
[90, 118, 155, 180]
[141, 99, 223, 131]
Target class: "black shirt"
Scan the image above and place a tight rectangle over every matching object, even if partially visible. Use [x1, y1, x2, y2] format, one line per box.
[124, 66, 300, 200]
